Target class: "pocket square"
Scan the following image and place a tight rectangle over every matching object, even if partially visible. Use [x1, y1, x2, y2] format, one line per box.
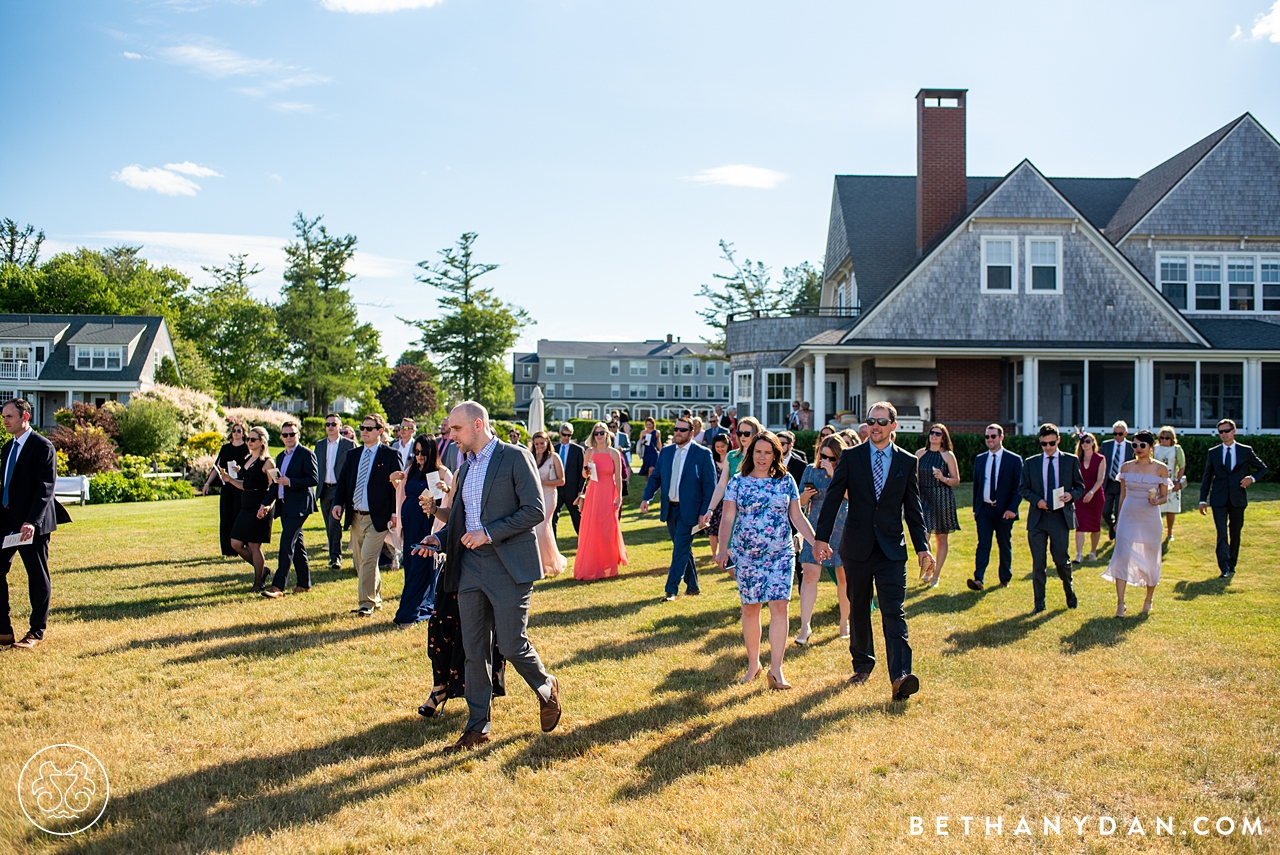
[893, 470, 904, 478]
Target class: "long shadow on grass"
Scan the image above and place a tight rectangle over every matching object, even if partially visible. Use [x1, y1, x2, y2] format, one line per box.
[941, 608, 1059, 655]
[526, 596, 654, 628]
[87, 614, 345, 657]
[1172, 576, 1238, 600]
[905, 590, 983, 616]
[1059, 615, 1142, 653]
[165, 618, 395, 665]
[554, 611, 740, 668]
[52, 719, 505, 855]
[55, 556, 219, 575]
[54, 587, 253, 623]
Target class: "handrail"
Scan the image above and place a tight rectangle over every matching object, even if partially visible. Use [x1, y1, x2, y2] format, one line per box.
[726, 306, 860, 323]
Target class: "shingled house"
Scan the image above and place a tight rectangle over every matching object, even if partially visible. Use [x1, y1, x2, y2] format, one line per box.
[725, 89, 1280, 436]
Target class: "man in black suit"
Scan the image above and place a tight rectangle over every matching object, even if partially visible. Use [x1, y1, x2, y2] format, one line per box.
[968, 423, 1023, 591]
[314, 413, 354, 570]
[552, 423, 585, 534]
[1, 398, 57, 649]
[1019, 423, 1086, 613]
[1100, 421, 1135, 539]
[332, 414, 401, 616]
[814, 402, 933, 702]
[262, 419, 319, 598]
[1199, 418, 1267, 578]
[778, 431, 808, 486]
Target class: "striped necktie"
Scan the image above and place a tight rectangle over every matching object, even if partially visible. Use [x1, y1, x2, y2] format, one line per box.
[873, 448, 885, 499]
[355, 447, 373, 507]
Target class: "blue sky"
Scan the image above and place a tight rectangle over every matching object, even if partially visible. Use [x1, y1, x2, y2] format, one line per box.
[2, 0, 1278, 361]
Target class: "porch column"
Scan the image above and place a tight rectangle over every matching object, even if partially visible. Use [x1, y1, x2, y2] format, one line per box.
[802, 360, 813, 407]
[1247, 357, 1262, 431]
[813, 353, 827, 429]
[1022, 356, 1037, 434]
[1136, 357, 1152, 429]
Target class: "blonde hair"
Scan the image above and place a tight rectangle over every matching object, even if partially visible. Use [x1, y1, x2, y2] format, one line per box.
[1158, 425, 1178, 443]
[247, 426, 276, 475]
[587, 421, 613, 450]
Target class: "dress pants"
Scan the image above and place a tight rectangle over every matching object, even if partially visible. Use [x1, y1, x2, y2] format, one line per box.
[1028, 511, 1076, 609]
[0, 533, 51, 640]
[973, 503, 1014, 585]
[841, 540, 911, 681]
[1102, 480, 1122, 533]
[1211, 504, 1246, 573]
[270, 513, 312, 591]
[319, 483, 343, 563]
[457, 545, 552, 735]
[664, 505, 698, 597]
[349, 512, 386, 610]
[552, 492, 581, 535]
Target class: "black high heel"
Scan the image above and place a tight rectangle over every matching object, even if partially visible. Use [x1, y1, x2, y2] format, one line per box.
[418, 686, 448, 717]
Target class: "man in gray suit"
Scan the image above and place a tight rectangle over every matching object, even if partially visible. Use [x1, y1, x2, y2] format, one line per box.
[417, 401, 562, 753]
[1019, 423, 1086, 614]
[314, 414, 355, 570]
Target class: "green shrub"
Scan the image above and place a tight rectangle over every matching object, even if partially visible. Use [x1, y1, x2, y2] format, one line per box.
[116, 455, 153, 478]
[152, 478, 196, 500]
[185, 430, 225, 457]
[55, 449, 70, 476]
[491, 419, 529, 445]
[88, 472, 156, 503]
[116, 398, 181, 460]
[301, 417, 327, 446]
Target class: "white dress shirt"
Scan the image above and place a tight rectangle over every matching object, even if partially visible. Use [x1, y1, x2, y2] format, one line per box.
[668, 443, 688, 501]
[324, 438, 339, 484]
[983, 449, 1002, 504]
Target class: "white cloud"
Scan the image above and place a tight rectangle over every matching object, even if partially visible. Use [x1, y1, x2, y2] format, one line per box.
[1252, 0, 1280, 41]
[321, 0, 444, 12]
[123, 51, 144, 59]
[1231, 24, 1243, 39]
[112, 166, 202, 197]
[268, 173, 283, 183]
[164, 161, 223, 178]
[685, 164, 789, 189]
[159, 43, 284, 78]
[273, 101, 316, 113]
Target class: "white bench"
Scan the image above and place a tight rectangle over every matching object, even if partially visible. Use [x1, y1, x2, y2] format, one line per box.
[55, 475, 91, 505]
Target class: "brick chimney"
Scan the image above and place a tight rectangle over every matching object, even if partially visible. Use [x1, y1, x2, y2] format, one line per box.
[916, 88, 968, 251]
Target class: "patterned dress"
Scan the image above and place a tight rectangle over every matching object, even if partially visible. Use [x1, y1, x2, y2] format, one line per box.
[725, 474, 800, 604]
[797, 464, 846, 567]
[918, 449, 960, 534]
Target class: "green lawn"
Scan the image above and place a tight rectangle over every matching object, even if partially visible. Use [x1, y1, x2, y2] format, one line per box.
[1, 482, 1277, 853]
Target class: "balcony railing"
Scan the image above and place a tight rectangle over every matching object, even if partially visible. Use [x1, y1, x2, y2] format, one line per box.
[0, 360, 39, 380]
[726, 305, 860, 323]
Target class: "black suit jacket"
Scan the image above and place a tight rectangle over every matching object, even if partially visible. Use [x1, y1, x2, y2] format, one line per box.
[1100, 439, 1135, 484]
[1200, 442, 1267, 508]
[266, 445, 318, 518]
[1019, 452, 1086, 530]
[313, 436, 354, 500]
[555, 441, 586, 502]
[785, 454, 808, 489]
[815, 442, 927, 563]
[972, 449, 1023, 519]
[335, 443, 401, 531]
[1, 430, 57, 536]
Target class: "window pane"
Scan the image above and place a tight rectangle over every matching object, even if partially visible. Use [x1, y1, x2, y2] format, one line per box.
[1029, 240, 1056, 265]
[986, 266, 1012, 290]
[1263, 363, 1280, 429]
[1153, 362, 1195, 427]
[1088, 361, 1135, 427]
[1031, 266, 1057, 291]
[1195, 283, 1221, 311]
[1201, 362, 1243, 424]
[986, 239, 1012, 265]
[1229, 283, 1254, 311]
[1160, 256, 1188, 284]
[1163, 283, 1187, 309]
[563, 360, 574, 374]
[1037, 361, 1083, 427]
[1194, 257, 1221, 309]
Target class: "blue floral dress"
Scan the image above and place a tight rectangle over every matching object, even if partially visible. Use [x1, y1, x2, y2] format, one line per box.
[725, 473, 800, 604]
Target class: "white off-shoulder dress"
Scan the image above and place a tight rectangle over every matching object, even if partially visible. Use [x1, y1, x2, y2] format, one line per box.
[1101, 470, 1172, 588]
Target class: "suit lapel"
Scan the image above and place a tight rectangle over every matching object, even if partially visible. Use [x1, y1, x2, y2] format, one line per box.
[482, 443, 503, 505]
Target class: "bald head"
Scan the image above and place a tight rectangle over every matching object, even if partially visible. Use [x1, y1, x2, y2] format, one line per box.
[448, 400, 493, 454]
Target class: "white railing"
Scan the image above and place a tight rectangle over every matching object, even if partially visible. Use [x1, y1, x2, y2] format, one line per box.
[0, 360, 38, 380]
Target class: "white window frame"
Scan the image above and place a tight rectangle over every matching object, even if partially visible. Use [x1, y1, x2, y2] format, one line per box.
[611, 384, 621, 398]
[1227, 255, 1257, 312]
[705, 361, 716, 376]
[1158, 253, 1280, 316]
[563, 359, 575, 375]
[76, 345, 123, 371]
[629, 361, 647, 376]
[521, 386, 531, 400]
[1159, 253, 1190, 311]
[656, 384, 667, 397]
[544, 359, 556, 375]
[1024, 236, 1063, 295]
[980, 236, 1018, 294]
[610, 359, 620, 375]
[522, 364, 532, 378]
[764, 369, 795, 429]
[629, 384, 648, 399]
[545, 383, 555, 396]
[680, 384, 694, 398]
[659, 361, 670, 376]
[562, 383, 574, 397]
[733, 369, 754, 419]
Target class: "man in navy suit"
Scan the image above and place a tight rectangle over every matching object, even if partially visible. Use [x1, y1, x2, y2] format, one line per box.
[640, 416, 716, 601]
[0, 399, 57, 649]
[1198, 418, 1268, 578]
[814, 402, 933, 702]
[1019, 423, 1086, 613]
[332, 414, 402, 616]
[262, 419, 319, 598]
[968, 423, 1022, 591]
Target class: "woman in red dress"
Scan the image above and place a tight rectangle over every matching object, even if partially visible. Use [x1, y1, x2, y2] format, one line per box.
[573, 422, 628, 580]
[1073, 432, 1107, 562]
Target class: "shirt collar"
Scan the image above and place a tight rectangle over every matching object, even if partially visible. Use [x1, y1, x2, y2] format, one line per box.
[11, 428, 30, 448]
[468, 436, 499, 465]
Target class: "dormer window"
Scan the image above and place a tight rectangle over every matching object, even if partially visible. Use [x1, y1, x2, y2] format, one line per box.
[76, 346, 123, 370]
[981, 237, 1016, 293]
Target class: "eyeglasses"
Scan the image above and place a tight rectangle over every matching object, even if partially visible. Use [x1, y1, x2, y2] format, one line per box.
[737, 431, 753, 438]
[360, 425, 378, 432]
[984, 434, 1000, 440]
[1080, 438, 1095, 445]
[1113, 431, 1126, 436]
[1040, 440, 1058, 447]
[246, 437, 260, 443]
[592, 430, 606, 436]
[865, 417, 892, 426]
[280, 432, 296, 438]
[1218, 427, 1235, 434]
[325, 422, 339, 428]
[779, 439, 792, 445]
[414, 450, 427, 457]
[672, 426, 691, 433]
[821, 453, 839, 463]
[1133, 441, 1150, 449]
[559, 432, 572, 437]
[928, 430, 943, 437]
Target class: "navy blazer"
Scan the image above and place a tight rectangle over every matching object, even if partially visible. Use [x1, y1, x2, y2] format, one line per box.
[0, 430, 58, 536]
[1019, 452, 1086, 531]
[334, 443, 401, 531]
[1200, 442, 1267, 508]
[971, 449, 1022, 519]
[265, 445, 318, 518]
[814, 442, 927, 563]
[641, 441, 716, 525]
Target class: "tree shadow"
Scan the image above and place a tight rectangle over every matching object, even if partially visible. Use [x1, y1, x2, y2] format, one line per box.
[120, 572, 246, 590]
[941, 609, 1059, 655]
[165, 619, 395, 665]
[527, 597, 654, 629]
[906, 590, 984, 616]
[1172, 577, 1239, 601]
[87, 614, 341, 657]
[56, 556, 217, 575]
[1059, 615, 1142, 654]
[554, 611, 739, 669]
[54, 587, 253, 623]
[53, 719, 512, 855]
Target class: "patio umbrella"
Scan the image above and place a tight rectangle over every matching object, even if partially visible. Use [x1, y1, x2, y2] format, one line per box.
[528, 385, 546, 435]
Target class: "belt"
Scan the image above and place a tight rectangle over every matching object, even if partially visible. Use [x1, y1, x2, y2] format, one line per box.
[984, 500, 997, 506]
[668, 501, 679, 506]
[353, 510, 370, 516]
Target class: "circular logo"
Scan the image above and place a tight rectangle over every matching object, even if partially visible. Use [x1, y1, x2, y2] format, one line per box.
[17, 744, 110, 836]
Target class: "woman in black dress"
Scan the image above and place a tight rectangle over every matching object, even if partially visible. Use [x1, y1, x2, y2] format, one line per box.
[914, 422, 961, 588]
[389, 434, 451, 628]
[203, 424, 251, 557]
[224, 426, 277, 592]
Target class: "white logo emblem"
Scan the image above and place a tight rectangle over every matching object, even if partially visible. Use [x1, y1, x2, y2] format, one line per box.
[18, 744, 110, 836]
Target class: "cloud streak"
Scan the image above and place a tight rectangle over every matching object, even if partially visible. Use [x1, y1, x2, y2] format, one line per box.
[159, 41, 329, 101]
[1253, 0, 1280, 41]
[685, 164, 789, 189]
[164, 161, 222, 177]
[321, 0, 444, 12]
[112, 166, 201, 196]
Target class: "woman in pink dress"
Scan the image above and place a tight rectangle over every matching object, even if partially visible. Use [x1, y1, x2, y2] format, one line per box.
[573, 422, 628, 581]
[1073, 432, 1107, 562]
[1102, 429, 1170, 617]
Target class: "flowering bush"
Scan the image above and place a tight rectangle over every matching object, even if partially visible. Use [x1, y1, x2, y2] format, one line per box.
[50, 424, 118, 475]
[117, 454, 154, 478]
[116, 397, 181, 461]
[133, 384, 222, 438]
[187, 453, 218, 488]
[225, 407, 291, 445]
[185, 430, 225, 457]
[54, 402, 120, 438]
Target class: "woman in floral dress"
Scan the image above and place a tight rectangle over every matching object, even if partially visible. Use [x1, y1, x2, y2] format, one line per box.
[714, 431, 818, 691]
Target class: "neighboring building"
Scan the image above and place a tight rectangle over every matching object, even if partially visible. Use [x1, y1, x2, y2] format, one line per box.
[513, 336, 731, 423]
[0, 314, 177, 427]
[264, 395, 359, 415]
[726, 88, 1280, 435]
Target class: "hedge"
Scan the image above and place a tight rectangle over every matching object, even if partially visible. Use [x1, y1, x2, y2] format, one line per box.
[89, 473, 196, 504]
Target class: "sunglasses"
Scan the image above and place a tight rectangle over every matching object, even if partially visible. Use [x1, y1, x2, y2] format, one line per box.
[1133, 441, 1150, 449]
[1080, 438, 1095, 444]
[1040, 440, 1058, 447]
[779, 439, 792, 445]
[1113, 431, 1126, 436]
[1218, 427, 1235, 434]
[280, 432, 296, 438]
[928, 430, 943, 437]
[984, 434, 1000, 440]
[560, 433, 572, 437]
[672, 426, 691, 433]
[592, 430, 606, 436]
[246, 437, 260, 443]
[865, 417, 892, 426]
[231, 428, 244, 434]
[325, 422, 339, 427]
[414, 450, 427, 456]
[821, 453, 839, 463]
[360, 425, 378, 432]
[737, 431, 754, 438]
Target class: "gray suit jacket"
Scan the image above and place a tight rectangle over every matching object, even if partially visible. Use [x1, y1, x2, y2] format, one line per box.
[437, 440, 546, 591]
[313, 436, 355, 501]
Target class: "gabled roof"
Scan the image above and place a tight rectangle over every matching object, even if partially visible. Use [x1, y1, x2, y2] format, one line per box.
[1103, 115, 1248, 240]
[1189, 317, 1280, 350]
[66, 322, 148, 346]
[0, 320, 71, 340]
[535, 339, 713, 359]
[0, 314, 168, 383]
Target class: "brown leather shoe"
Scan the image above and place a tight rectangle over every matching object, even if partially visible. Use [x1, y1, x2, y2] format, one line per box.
[847, 672, 870, 686]
[0, 632, 14, 646]
[261, 587, 284, 599]
[442, 730, 491, 755]
[293, 586, 311, 594]
[539, 675, 562, 732]
[12, 632, 42, 650]
[891, 673, 920, 701]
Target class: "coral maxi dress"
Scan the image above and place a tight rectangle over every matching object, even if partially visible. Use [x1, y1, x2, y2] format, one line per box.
[573, 450, 629, 581]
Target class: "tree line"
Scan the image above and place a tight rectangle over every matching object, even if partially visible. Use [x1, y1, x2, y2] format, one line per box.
[0, 216, 530, 422]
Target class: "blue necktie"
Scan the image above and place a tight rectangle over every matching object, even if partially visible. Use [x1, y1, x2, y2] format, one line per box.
[560, 444, 568, 465]
[1045, 454, 1057, 506]
[2, 442, 13, 508]
[355, 447, 373, 509]
[873, 449, 885, 499]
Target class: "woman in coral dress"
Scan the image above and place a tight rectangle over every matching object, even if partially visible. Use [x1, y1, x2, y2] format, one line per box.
[573, 422, 628, 581]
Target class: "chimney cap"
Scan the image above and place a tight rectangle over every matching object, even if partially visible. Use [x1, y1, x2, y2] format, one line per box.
[916, 88, 968, 99]
[665, 334, 673, 344]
